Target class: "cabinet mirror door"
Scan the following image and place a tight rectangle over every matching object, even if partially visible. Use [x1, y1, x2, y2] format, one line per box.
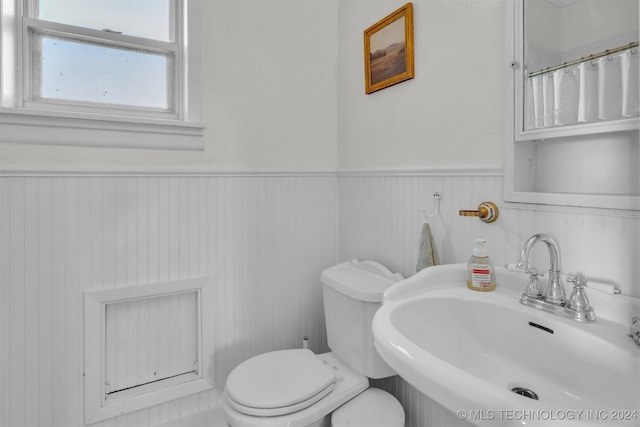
[522, 0, 639, 132]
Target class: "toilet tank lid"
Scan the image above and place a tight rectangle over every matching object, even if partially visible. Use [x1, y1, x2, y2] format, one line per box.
[321, 259, 404, 303]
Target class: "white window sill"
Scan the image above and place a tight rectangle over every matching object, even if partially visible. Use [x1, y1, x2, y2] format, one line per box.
[0, 108, 205, 151]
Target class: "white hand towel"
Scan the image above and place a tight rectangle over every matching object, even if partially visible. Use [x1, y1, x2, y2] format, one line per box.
[416, 223, 440, 273]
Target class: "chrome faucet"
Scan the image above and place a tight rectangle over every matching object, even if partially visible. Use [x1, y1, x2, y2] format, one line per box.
[515, 234, 595, 322]
[515, 233, 565, 304]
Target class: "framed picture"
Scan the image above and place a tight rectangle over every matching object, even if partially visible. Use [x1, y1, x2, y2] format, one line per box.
[364, 3, 414, 94]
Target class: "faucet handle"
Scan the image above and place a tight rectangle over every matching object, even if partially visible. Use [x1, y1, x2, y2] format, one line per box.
[565, 274, 596, 322]
[566, 274, 587, 288]
[527, 267, 544, 278]
[524, 268, 544, 297]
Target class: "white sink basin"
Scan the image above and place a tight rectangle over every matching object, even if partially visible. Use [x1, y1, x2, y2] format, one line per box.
[372, 264, 640, 426]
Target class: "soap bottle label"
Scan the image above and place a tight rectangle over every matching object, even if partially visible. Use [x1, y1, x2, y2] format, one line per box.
[471, 264, 492, 288]
[466, 239, 496, 291]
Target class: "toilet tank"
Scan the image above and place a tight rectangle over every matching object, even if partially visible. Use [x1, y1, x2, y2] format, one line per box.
[321, 260, 404, 379]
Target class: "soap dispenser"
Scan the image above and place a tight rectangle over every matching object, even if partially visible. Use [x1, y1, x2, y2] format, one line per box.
[466, 239, 496, 291]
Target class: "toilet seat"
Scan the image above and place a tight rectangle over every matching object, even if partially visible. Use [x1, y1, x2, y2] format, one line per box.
[225, 383, 334, 417]
[223, 352, 369, 427]
[225, 349, 336, 417]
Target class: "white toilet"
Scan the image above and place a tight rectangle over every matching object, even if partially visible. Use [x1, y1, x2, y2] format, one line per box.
[223, 259, 406, 427]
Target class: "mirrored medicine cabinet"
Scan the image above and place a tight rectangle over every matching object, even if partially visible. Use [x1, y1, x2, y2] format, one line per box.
[505, 0, 640, 211]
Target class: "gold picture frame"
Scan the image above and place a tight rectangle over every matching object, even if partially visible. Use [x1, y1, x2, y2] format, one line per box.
[364, 3, 414, 94]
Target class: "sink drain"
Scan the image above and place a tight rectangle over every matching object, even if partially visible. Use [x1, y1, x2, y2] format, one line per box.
[511, 387, 539, 400]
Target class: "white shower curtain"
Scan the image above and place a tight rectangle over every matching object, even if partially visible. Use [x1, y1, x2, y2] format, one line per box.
[526, 47, 639, 129]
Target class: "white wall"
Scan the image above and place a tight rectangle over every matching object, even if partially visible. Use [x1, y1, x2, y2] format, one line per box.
[335, 1, 640, 425]
[338, 172, 640, 427]
[201, 0, 338, 170]
[0, 173, 336, 427]
[1, 2, 342, 426]
[337, 0, 505, 170]
[338, 173, 639, 297]
[0, 0, 339, 172]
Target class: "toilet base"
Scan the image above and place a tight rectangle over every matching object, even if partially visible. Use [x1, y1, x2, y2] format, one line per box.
[226, 414, 330, 427]
[223, 352, 368, 427]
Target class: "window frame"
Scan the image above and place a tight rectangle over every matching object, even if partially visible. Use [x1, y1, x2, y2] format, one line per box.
[24, 17, 179, 117]
[0, 0, 204, 151]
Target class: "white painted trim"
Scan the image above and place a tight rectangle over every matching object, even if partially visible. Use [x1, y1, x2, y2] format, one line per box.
[504, 0, 639, 212]
[0, 167, 502, 178]
[0, 106, 203, 128]
[503, 0, 518, 211]
[0, 168, 338, 177]
[505, 191, 640, 212]
[84, 277, 214, 424]
[0, 108, 204, 150]
[23, 17, 178, 53]
[0, 167, 503, 178]
[336, 166, 504, 177]
[515, 117, 640, 141]
[0, 0, 204, 150]
[502, 201, 640, 219]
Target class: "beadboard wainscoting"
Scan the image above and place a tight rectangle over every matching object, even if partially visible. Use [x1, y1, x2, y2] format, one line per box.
[337, 171, 639, 295]
[2, 169, 639, 427]
[338, 170, 639, 427]
[0, 172, 336, 427]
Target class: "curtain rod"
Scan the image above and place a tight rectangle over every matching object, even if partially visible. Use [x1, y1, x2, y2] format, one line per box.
[528, 41, 639, 78]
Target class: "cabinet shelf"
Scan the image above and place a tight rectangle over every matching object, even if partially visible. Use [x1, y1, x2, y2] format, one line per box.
[515, 117, 639, 142]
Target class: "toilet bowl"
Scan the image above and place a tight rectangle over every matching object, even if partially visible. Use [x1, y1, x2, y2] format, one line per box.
[223, 351, 404, 427]
[332, 387, 405, 427]
[222, 260, 406, 427]
[223, 351, 368, 427]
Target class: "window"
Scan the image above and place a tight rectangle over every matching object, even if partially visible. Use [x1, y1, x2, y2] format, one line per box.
[0, 0, 203, 150]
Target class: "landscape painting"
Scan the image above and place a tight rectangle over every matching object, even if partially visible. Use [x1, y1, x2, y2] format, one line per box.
[364, 3, 414, 94]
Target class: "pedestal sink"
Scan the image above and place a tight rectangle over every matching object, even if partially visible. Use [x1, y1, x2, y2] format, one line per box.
[372, 264, 640, 426]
